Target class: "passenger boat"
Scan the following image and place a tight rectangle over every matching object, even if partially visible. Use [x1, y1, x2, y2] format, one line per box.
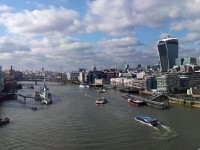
[134, 115, 160, 127]
[39, 82, 53, 105]
[96, 97, 107, 104]
[127, 98, 146, 106]
[0, 116, 9, 126]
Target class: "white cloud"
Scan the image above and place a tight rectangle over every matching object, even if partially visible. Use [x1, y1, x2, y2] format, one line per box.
[0, 6, 83, 36]
[84, 0, 182, 35]
[0, 5, 12, 12]
[1, 0, 200, 70]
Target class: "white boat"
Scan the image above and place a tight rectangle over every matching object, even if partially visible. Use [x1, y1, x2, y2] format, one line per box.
[96, 89, 106, 93]
[39, 82, 53, 105]
[79, 83, 89, 88]
[96, 97, 107, 104]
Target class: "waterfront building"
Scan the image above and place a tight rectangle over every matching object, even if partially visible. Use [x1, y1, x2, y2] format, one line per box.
[95, 78, 110, 85]
[157, 36, 178, 72]
[87, 71, 107, 85]
[110, 78, 146, 89]
[79, 72, 86, 83]
[146, 76, 157, 91]
[66, 71, 79, 82]
[156, 73, 179, 93]
[177, 73, 191, 89]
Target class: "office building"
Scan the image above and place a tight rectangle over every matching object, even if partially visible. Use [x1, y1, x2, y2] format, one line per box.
[176, 57, 196, 66]
[157, 37, 178, 72]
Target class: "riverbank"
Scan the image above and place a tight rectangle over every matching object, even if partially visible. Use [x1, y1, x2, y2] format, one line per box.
[168, 96, 200, 108]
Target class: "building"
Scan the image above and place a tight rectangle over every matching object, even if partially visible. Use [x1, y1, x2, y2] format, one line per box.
[66, 71, 79, 81]
[156, 73, 180, 93]
[176, 57, 196, 66]
[146, 76, 157, 91]
[157, 36, 178, 72]
[87, 71, 107, 85]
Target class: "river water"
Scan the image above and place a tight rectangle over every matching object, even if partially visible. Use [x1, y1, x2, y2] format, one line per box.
[0, 81, 200, 150]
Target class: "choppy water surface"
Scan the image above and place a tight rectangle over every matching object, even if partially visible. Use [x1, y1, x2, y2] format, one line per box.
[0, 82, 200, 150]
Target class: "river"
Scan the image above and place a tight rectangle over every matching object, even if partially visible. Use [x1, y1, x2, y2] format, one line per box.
[0, 81, 199, 150]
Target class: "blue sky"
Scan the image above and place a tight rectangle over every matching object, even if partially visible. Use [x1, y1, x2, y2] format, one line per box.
[0, 0, 199, 71]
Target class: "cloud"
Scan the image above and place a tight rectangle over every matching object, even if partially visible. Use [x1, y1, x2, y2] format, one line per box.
[84, 0, 136, 36]
[1, 0, 200, 71]
[0, 6, 83, 36]
[0, 4, 13, 12]
[0, 37, 30, 53]
[0, 35, 99, 71]
[84, 0, 182, 36]
[96, 36, 157, 67]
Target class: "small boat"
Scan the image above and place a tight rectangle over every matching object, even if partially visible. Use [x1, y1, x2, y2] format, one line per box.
[0, 116, 9, 126]
[96, 89, 106, 93]
[127, 98, 146, 106]
[96, 97, 107, 104]
[134, 115, 160, 127]
[79, 83, 89, 88]
[31, 107, 39, 111]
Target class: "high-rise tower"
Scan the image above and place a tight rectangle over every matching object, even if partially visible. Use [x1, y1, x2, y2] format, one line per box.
[157, 36, 178, 72]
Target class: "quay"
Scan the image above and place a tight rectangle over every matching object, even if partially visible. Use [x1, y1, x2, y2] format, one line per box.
[119, 87, 140, 93]
[168, 96, 200, 108]
[122, 94, 169, 109]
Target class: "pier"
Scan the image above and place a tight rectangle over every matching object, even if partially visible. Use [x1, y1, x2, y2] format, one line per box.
[122, 94, 169, 109]
[16, 93, 35, 104]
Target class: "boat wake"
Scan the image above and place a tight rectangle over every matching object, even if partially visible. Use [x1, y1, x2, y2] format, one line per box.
[152, 125, 177, 140]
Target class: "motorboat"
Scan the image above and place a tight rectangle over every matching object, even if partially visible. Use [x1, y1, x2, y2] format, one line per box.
[96, 97, 107, 104]
[79, 83, 89, 88]
[127, 98, 146, 106]
[31, 107, 39, 111]
[96, 89, 106, 93]
[134, 115, 160, 127]
[0, 116, 9, 126]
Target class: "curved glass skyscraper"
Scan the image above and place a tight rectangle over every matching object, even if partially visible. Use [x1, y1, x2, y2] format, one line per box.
[157, 37, 178, 72]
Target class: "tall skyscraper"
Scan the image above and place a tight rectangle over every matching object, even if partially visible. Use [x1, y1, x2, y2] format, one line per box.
[157, 36, 178, 72]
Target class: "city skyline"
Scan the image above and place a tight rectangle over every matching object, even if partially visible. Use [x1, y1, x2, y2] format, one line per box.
[0, 0, 199, 71]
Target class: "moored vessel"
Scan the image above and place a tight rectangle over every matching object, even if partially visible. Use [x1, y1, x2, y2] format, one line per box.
[38, 82, 53, 105]
[127, 98, 146, 106]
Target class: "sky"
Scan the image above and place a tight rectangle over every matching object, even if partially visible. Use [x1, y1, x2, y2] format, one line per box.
[0, 0, 200, 72]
